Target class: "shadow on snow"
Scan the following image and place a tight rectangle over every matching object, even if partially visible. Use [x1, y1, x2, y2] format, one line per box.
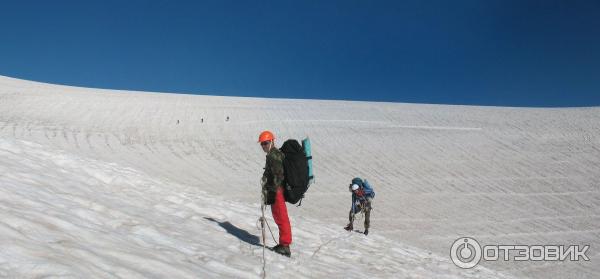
[204, 217, 261, 247]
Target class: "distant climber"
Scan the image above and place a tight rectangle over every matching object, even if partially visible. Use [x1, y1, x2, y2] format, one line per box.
[226, 116, 230, 122]
[259, 130, 292, 257]
[344, 177, 375, 235]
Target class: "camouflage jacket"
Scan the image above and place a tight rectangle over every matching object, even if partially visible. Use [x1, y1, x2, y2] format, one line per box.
[262, 147, 285, 193]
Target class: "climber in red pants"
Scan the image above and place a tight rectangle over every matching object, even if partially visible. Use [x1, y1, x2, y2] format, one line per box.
[258, 130, 292, 257]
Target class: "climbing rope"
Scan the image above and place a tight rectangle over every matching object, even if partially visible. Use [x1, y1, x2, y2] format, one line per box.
[260, 202, 266, 279]
[258, 190, 279, 279]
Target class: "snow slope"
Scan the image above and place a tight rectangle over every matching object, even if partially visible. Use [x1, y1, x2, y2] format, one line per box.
[0, 75, 599, 278]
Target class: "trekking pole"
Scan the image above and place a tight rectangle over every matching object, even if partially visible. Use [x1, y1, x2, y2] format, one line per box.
[350, 210, 356, 231]
[264, 216, 278, 244]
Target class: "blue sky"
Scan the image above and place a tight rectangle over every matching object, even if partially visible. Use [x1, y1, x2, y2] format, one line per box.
[1, 0, 599, 107]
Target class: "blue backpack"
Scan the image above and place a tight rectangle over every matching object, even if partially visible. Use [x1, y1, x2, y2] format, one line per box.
[352, 177, 375, 198]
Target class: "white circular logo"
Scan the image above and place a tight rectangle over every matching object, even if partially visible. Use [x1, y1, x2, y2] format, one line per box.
[450, 237, 482, 269]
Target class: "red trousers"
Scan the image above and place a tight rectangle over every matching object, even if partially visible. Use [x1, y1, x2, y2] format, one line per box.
[271, 188, 292, 246]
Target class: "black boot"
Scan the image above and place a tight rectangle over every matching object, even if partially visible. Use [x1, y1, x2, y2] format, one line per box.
[344, 223, 353, 231]
[364, 229, 369, 236]
[272, 244, 291, 257]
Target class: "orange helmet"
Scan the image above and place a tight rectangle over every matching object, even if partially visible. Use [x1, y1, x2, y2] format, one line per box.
[258, 131, 275, 143]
